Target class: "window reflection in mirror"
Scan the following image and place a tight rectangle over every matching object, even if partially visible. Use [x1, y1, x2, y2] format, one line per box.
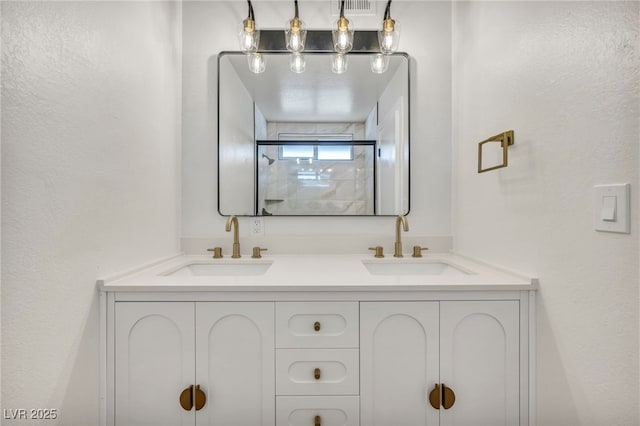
[218, 52, 409, 216]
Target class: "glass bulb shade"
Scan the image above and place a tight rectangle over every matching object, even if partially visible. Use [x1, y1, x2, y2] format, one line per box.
[332, 54, 348, 74]
[285, 19, 307, 53]
[332, 17, 353, 53]
[332, 28, 354, 53]
[370, 54, 389, 74]
[238, 21, 260, 53]
[378, 19, 400, 54]
[247, 52, 265, 73]
[289, 53, 306, 73]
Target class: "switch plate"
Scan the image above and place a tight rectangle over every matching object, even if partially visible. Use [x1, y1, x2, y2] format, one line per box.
[593, 184, 630, 233]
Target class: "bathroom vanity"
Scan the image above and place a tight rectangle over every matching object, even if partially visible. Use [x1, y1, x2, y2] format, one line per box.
[99, 253, 536, 426]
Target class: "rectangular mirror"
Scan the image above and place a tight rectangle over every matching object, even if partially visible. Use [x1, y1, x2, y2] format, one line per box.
[218, 51, 409, 216]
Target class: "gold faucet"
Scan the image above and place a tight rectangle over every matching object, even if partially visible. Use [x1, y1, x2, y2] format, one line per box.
[394, 215, 409, 257]
[225, 216, 241, 258]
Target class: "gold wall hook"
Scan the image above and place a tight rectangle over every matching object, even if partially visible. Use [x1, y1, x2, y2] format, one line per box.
[478, 130, 514, 173]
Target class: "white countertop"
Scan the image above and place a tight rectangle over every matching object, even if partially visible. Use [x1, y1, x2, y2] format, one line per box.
[99, 253, 537, 292]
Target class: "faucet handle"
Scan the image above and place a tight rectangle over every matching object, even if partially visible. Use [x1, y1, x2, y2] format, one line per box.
[207, 247, 223, 259]
[412, 246, 429, 258]
[368, 246, 384, 258]
[252, 247, 268, 259]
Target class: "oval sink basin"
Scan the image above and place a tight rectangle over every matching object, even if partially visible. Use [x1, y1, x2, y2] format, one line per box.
[362, 260, 470, 276]
[164, 261, 272, 276]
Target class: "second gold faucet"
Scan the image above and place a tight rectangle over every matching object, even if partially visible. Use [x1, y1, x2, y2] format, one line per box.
[394, 215, 409, 257]
[225, 215, 241, 258]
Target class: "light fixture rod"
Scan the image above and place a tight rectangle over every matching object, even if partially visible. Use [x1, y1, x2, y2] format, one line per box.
[384, 0, 392, 19]
[247, 0, 255, 20]
[294, 0, 299, 19]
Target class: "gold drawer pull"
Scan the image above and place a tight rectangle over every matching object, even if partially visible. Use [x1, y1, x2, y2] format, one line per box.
[314, 368, 321, 380]
[314, 415, 321, 426]
[314, 321, 321, 332]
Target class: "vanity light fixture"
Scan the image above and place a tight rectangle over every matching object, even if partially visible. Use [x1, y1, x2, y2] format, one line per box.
[332, 53, 348, 74]
[378, 0, 400, 54]
[239, 0, 260, 53]
[285, 0, 306, 53]
[332, 0, 354, 54]
[290, 53, 306, 73]
[370, 53, 389, 74]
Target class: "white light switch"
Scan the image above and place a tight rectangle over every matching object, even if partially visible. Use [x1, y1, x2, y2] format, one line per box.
[593, 184, 630, 233]
[601, 196, 617, 221]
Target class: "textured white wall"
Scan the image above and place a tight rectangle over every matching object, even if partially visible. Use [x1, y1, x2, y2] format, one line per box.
[181, 1, 452, 241]
[452, 2, 639, 425]
[1, 2, 182, 424]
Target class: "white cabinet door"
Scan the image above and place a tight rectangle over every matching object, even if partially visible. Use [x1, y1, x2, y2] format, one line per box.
[195, 302, 275, 426]
[360, 302, 440, 426]
[439, 301, 520, 426]
[115, 302, 195, 426]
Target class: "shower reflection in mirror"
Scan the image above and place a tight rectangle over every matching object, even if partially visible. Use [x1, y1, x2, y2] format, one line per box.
[257, 136, 375, 216]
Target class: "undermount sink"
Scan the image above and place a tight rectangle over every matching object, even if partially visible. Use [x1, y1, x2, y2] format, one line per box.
[362, 260, 470, 276]
[164, 261, 273, 277]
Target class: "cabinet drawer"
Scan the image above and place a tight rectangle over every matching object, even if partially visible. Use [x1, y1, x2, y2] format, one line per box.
[276, 302, 359, 348]
[276, 349, 359, 396]
[276, 396, 359, 426]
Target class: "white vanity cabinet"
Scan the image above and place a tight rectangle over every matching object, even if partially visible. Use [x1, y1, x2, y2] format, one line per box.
[112, 301, 274, 426]
[360, 300, 522, 426]
[102, 254, 535, 426]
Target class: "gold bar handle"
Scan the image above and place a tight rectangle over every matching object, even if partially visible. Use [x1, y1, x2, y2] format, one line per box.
[478, 130, 514, 173]
[314, 321, 321, 332]
[314, 368, 321, 380]
[314, 415, 321, 426]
